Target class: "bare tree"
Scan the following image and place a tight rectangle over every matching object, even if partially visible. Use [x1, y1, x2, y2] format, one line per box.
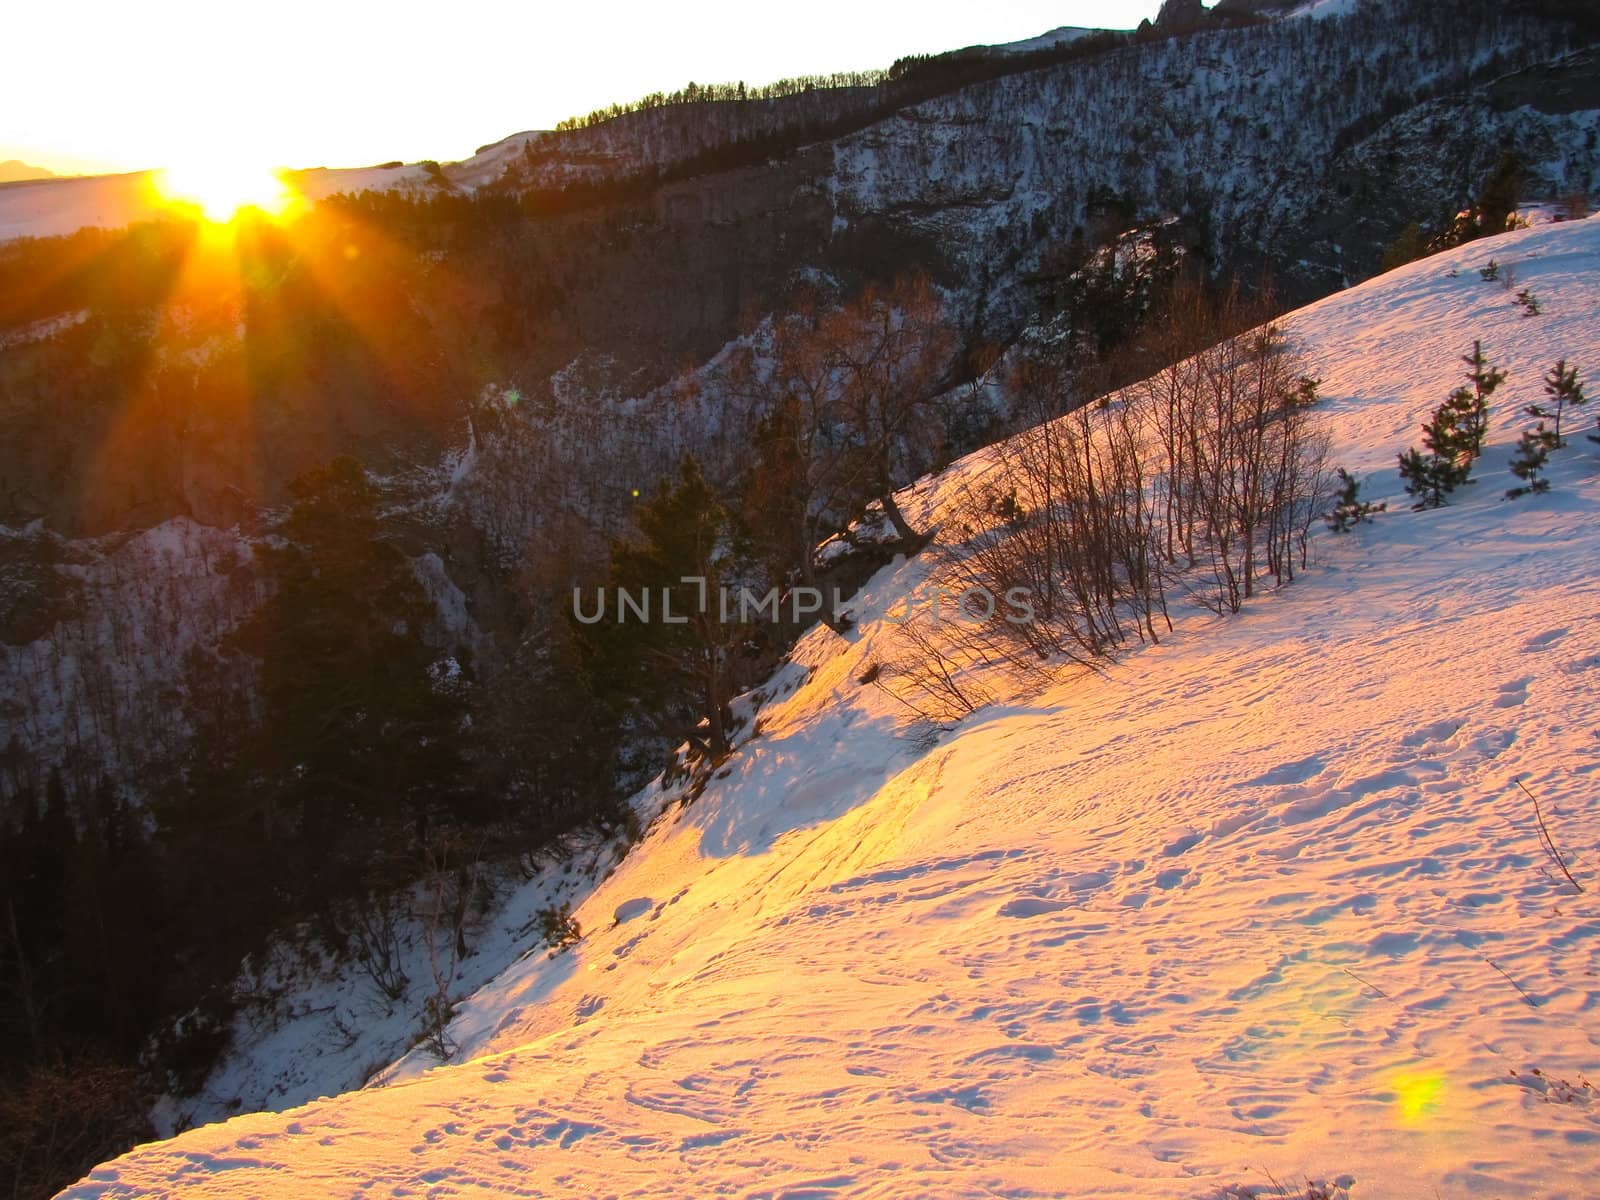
[823, 272, 956, 544]
[724, 305, 872, 592]
[417, 836, 483, 1061]
[332, 890, 409, 1004]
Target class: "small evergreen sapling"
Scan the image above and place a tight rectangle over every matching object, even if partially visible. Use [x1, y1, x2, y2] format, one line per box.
[1451, 340, 1504, 458]
[1514, 288, 1541, 316]
[1507, 425, 1554, 498]
[1479, 259, 1500, 282]
[1398, 400, 1472, 509]
[1325, 468, 1386, 531]
[1528, 359, 1586, 447]
[1293, 375, 1322, 408]
[537, 904, 582, 952]
[1510, 359, 1589, 496]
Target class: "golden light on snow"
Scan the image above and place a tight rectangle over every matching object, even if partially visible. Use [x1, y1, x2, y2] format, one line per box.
[154, 159, 297, 223]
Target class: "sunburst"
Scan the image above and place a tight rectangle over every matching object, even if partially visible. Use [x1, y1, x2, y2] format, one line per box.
[154, 159, 297, 223]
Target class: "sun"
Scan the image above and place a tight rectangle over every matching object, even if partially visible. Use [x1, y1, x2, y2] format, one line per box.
[155, 159, 297, 223]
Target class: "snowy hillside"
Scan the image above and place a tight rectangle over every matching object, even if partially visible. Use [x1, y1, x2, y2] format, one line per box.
[0, 174, 159, 242]
[64, 217, 1600, 1198]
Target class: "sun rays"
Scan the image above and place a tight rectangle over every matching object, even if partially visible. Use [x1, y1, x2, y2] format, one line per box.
[72, 168, 389, 528]
[2, 151, 484, 535]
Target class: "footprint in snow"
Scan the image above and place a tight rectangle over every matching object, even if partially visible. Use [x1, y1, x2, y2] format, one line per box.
[1520, 627, 1567, 653]
[1495, 677, 1533, 708]
[1163, 831, 1203, 857]
[997, 896, 1073, 918]
[1242, 754, 1326, 786]
[1401, 719, 1459, 747]
[612, 897, 654, 925]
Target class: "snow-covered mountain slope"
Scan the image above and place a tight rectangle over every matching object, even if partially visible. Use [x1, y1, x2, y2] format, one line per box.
[64, 217, 1600, 1198]
[987, 26, 1100, 55]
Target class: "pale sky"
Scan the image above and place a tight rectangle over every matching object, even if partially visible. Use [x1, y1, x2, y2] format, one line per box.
[2, 1, 1159, 177]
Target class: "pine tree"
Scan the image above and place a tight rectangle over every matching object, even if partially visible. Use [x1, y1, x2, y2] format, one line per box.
[1475, 150, 1524, 237]
[741, 394, 833, 595]
[1507, 425, 1554, 497]
[587, 457, 753, 766]
[1527, 359, 1586, 447]
[1325, 468, 1386, 531]
[0, 770, 70, 1063]
[231, 456, 466, 889]
[1398, 400, 1472, 509]
[1451, 339, 1504, 459]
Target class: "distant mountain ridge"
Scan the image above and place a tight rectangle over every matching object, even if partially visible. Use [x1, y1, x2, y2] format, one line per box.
[0, 159, 56, 183]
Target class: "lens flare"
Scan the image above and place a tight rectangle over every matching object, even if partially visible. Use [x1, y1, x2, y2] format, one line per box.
[1391, 1071, 1444, 1124]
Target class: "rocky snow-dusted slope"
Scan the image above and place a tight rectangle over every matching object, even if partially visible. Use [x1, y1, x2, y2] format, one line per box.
[827, 7, 1598, 311]
[64, 215, 1600, 1199]
[8, 1, 1599, 305]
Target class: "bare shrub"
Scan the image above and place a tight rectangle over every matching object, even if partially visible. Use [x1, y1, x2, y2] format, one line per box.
[0, 1054, 152, 1200]
[879, 611, 996, 723]
[934, 290, 1332, 672]
[416, 839, 484, 1062]
[935, 384, 1171, 671]
[328, 890, 410, 1004]
[1162, 320, 1332, 613]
